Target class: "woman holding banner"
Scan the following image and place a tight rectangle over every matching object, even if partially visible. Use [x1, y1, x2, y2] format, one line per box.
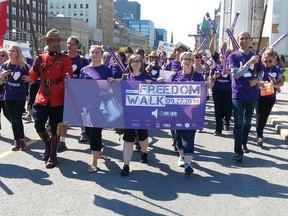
[79, 45, 114, 173]
[168, 51, 205, 175]
[120, 54, 153, 176]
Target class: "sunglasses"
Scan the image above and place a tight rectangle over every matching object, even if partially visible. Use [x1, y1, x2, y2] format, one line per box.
[194, 56, 202, 59]
[0, 54, 6, 57]
[264, 60, 273, 63]
[182, 58, 193, 61]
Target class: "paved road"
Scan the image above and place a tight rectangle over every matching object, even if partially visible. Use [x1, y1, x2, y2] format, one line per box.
[0, 97, 287, 216]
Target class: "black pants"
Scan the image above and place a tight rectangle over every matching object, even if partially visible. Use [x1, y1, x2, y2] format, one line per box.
[0, 100, 11, 129]
[32, 102, 63, 135]
[85, 127, 103, 151]
[5, 100, 26, 140]
[27, 82, 40, 110]
[255, 96, 276, 138]
[212, 89, 232, 133]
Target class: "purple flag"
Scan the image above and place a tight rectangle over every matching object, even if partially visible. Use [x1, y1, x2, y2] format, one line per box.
[63, 79, 207, 130]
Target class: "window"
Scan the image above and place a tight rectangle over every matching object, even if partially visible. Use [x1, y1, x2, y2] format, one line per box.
[74, 4, 77, 9]
[56, 3, 59, 9]
[86, 4, 89, 9]
[86, 11, 89, 16]
[68, 4, 71, 9]
[62, 4, 65, 9]
[68, 11, 71, 16]
[50, 3, 53, 9]
[74, 11, 77, 16]
[80, 4, 83, 9]
[80, 11, 83, 16]
[86, 19, 89, 23]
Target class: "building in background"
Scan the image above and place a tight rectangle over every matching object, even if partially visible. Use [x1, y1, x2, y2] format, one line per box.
[217, 0, 288, 58]
[113, 20, 146, 49]
[3, 0, 48, 52]
[48, 0, 113, 47]
[114, 0, 140, 24]
[48, 16, 90, 54]
[155, 28, 167, 49]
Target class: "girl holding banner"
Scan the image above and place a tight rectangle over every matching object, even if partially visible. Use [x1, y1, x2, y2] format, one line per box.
[168, 51, 205, 175]
[120, 54, 153, 176]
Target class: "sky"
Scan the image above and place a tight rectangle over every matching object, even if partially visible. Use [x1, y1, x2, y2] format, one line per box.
[136, 0, 221, 47]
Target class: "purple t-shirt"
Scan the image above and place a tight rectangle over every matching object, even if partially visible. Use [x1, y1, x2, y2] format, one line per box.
[0, 63, 29, 101]
[80, 65, 113, 80]
[261, 65, 281, 99]
[211, 64, 232, 91]
[168, 69, 205, 82]
[71, 55, 90, 79]
[127, 71, 153, 81]
[164, 59, 182, 72]
[229, 49, 264, 100]
[109, 63, 128, 79]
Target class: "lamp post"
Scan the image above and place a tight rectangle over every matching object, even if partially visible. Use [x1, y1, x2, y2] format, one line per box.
[11, 27, 30, 42]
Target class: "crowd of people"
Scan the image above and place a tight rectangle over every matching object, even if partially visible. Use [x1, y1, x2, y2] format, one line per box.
[0, 28, 285, 176]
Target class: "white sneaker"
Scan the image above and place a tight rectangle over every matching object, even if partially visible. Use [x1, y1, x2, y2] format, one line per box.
[177, 156, 185, 167]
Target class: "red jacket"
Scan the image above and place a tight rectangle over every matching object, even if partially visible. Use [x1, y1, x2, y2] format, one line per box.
[29, 53, 73, 107]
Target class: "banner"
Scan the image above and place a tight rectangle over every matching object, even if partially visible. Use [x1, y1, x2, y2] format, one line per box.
[2, 40, 32, 57]
[157, 41, 175, 56]
[63, 79, 207, 130]
[0, 0, 8, 35]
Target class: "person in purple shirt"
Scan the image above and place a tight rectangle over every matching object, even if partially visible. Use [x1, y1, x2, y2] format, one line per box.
[79, 45, 114, 173]
[109, 51, 127, 79]
[210, 55, 232, 136]
[256, 48, 284, 146]
[209, 29, 236, 64]
[168, 51, 205, 175]
[0, 44, 30, 151]
[228, 31, 264, 162]
[58, 36, 91, 153]
[120, 54, 153, 176]
[164, 43, 187, 152]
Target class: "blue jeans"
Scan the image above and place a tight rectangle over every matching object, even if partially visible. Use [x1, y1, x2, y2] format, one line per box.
[232, 98, 256, 155]
[175, 130, 196, 155]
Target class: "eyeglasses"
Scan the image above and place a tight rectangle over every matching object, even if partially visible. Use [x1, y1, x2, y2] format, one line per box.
[239, 37, 249, 40]
[131, 59, 141, 64]
[264, 60, 273, 63]
[182, 58, 193, 61]
[194, 56, 202, 59]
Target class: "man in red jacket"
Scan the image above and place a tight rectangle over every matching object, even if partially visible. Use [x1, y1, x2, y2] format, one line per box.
[30, 29, 73, 168]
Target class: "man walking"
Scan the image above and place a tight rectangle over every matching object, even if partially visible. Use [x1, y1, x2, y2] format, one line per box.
[30, 29, 73, 168]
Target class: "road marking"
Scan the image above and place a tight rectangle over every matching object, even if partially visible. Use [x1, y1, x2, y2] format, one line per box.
[0, 139, 40, 159]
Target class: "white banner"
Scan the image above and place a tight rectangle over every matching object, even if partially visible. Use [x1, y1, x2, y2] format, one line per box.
[157, 41, 175, 56]
[3, 40, 32, 58]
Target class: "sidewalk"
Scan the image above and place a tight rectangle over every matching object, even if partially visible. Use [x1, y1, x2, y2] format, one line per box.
[268, 81, 288, 143]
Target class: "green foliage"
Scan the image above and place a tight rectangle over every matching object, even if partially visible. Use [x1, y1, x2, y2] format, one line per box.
[284, 68, 288, 82]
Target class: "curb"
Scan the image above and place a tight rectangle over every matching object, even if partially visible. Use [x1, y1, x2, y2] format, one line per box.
[269, 115, 288, 144]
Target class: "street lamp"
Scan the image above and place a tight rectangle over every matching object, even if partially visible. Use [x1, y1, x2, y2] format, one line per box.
[11, 27, 30, 42]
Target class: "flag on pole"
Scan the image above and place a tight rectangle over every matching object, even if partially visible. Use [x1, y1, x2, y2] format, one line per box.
[0, 0, 8, 47]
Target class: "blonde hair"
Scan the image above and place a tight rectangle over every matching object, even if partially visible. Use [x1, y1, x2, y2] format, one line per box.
[262, 48, 275, 61]
[89, 45, 104, 55]
[7, 45, 27, 69]
[180, 51, 194, 61]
